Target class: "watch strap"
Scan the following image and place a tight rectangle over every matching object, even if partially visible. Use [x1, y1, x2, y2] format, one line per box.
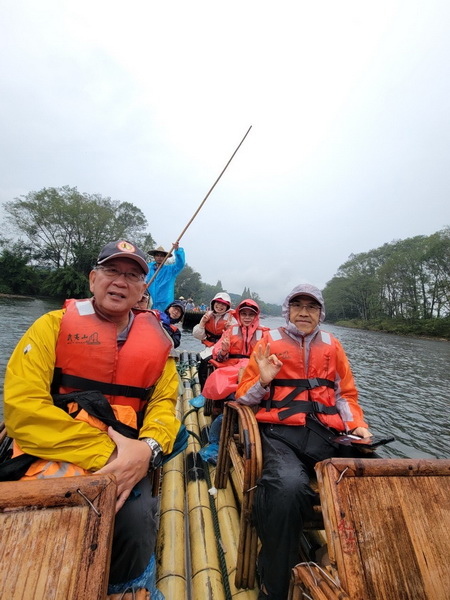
[141, 437, 163, 469]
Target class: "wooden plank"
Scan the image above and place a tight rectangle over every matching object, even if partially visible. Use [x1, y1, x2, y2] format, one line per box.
[290, 564, 350, 600]
[320, 457, 450, 477]
[315, 458, 450, 600]
[0, 475, 116, 600]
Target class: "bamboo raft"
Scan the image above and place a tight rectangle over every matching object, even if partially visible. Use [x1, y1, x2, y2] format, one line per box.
[182, 310, 205, 330]
[1, 351, 450, 599]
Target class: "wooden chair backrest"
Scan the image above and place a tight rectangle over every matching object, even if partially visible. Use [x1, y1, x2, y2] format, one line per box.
[315, 458, 450, 600]
[0, 474, 116, 600]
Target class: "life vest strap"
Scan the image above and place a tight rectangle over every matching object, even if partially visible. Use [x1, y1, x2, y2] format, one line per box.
[55, 372, 155, 403]
[205, 331, 221, 344]
[272, 377, 335, 389]
[228, 353, 250, 359]
[53, 390, 140, 438]
[266, 377, 335, 410]
[277, 401, 339, 421]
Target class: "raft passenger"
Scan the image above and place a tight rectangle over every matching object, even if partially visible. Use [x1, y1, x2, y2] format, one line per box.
[236, 284, 372, 600]
[158, 299, 186, 349]
[199, 299, 269, 464]
[192, 291, 236, 388]
[3, 239, 181, 597]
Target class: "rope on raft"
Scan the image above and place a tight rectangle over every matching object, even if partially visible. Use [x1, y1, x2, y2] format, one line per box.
[183, 351, 233, 600]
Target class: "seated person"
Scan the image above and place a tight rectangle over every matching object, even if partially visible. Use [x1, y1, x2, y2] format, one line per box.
[210, 299, 268, 369]
[134, 290, 150, 310]
[134, 292, 182, 349]
[199, 300, 268, 464]
[202, 299, 269, 401]
[3, 239, 181, 597]
[192, 292, 236, 388]
[158, 300, 186, 349]
[235, 284, 372, 600]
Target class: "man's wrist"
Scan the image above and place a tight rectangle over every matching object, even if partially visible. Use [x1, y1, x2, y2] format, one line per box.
[141, 438, 163, 469]
[259, 379, 270, 388]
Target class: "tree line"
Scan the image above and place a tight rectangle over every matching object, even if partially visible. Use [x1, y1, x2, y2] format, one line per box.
[1, 186, 448, 333]
[0, 186, 281, 314]
[323, 228, 450, 338]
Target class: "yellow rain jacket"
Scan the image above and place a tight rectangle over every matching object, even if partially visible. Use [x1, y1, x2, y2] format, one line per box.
[4, 304, 180, 475]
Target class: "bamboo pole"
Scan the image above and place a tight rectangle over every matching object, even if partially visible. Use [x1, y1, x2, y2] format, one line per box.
[146, 126, 252, 287]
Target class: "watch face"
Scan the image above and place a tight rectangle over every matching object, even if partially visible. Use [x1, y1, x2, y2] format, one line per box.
[152, 451, 163, 469]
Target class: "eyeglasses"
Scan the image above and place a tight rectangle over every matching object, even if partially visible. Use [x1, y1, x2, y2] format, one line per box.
[96, 266, 145, 283]
[289, 302, 321, 313]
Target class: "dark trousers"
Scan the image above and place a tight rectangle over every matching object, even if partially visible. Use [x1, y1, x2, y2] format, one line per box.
[198, 357, 212, 389]
[254, 424, 338, 600]
[109, 476, 158, 585]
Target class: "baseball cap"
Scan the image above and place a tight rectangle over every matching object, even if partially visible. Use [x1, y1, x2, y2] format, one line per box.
[96, 240, 149, 275]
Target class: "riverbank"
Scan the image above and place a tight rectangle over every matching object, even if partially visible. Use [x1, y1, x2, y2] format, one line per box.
[333, 317, 450, 341]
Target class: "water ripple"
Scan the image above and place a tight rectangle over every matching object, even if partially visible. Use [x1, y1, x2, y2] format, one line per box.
[1, 304, 448, 459]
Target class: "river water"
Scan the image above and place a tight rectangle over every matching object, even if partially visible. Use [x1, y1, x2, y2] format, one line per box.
[1, 297, 449, 459]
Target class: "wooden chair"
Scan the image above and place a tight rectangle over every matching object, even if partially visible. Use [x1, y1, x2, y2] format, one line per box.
[214, 401, 263, 589]
[215, 401, 326, 590]
[0, 474, 116, 600]
[289, 457, 450, 600]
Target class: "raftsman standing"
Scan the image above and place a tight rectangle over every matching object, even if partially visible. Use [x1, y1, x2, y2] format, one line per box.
[145, 242, 186, 311]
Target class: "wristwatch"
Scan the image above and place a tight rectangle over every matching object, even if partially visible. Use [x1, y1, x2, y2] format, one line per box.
[141, 437, 163, 470]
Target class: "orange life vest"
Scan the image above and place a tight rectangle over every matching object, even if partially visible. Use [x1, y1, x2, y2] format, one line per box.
[210, 325, 266, 368]
[55, 299, 171, 414]
[202, 314, 232, 347]
[14, 299, 172, 480]
[255, 328, 345, 431]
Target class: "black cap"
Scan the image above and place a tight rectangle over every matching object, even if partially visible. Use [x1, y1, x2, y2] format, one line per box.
[96, 240, 149, 275]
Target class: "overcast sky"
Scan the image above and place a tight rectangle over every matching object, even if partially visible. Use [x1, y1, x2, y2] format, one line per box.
[1, 1, 449, 304]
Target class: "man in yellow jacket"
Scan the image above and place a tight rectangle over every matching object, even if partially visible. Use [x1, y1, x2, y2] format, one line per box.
[4, 239, 181, 597]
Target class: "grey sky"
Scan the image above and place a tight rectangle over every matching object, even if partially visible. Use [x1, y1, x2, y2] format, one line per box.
[1, 1, 449, 304]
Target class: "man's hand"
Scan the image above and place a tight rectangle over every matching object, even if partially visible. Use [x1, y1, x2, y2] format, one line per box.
[96, 427, 152, 513]
[350, 426, 372, 438]
[255, 343, 283, 387]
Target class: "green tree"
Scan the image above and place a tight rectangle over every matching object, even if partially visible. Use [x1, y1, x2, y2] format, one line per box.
[0, 241, 41, 295]
[323, 228, 450, 331]
[175, 265, 203, 303]
[4, 186, 153, 275]
[41, 266, 90, 298]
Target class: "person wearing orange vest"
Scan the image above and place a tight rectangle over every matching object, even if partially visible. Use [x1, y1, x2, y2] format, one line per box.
[192, 291, 235, 347]
[236, 284, 372, 600]
[210, 299, 268, 368]
[3, 240, 181, 598]
[193, 291, 236, 388]
[201, 299, 269, 401]
[199, 300, 269, 464]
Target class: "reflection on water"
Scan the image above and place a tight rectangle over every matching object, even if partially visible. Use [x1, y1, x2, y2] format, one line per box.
[1, 299, 449, 459]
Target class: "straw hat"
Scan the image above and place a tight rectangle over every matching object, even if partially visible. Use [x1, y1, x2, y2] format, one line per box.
[148, 246, 173, 257]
